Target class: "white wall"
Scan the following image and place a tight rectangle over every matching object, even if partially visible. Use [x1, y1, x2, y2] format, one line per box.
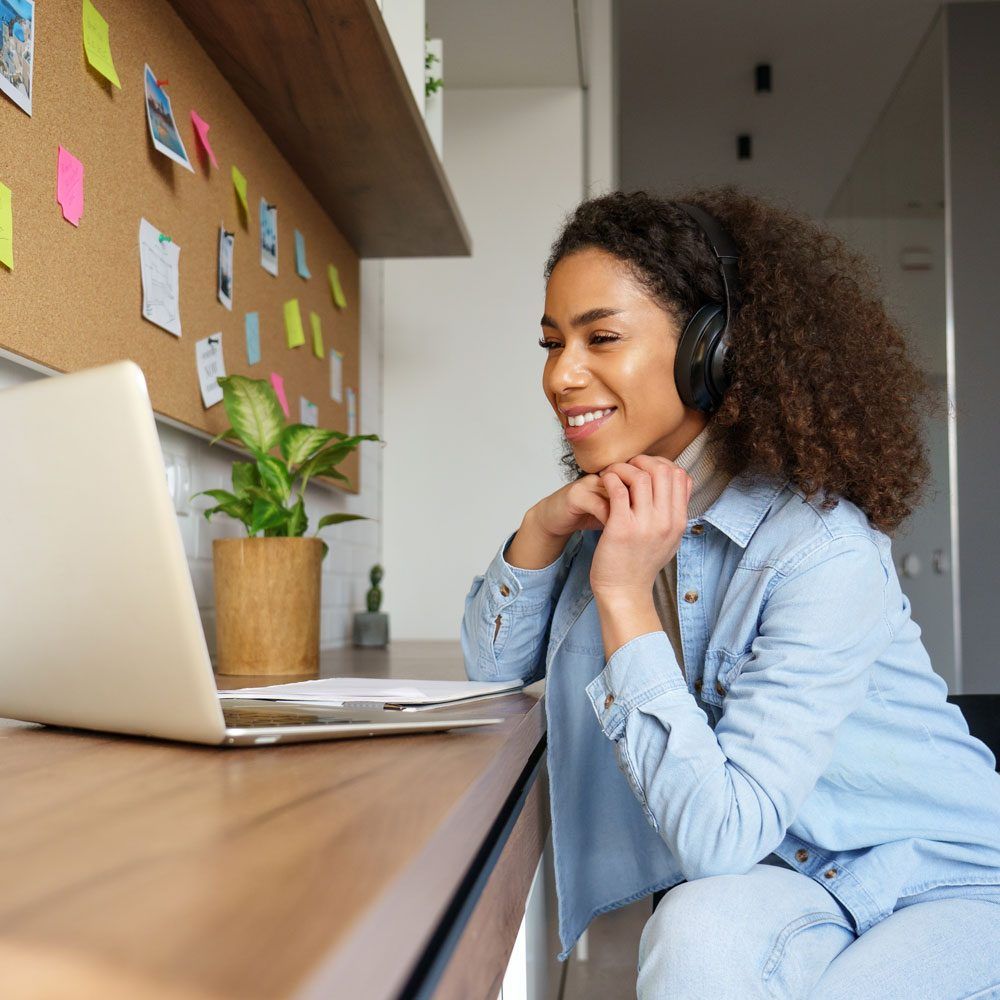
[0, 255, 384, 658]
[382, 87, 584, 640]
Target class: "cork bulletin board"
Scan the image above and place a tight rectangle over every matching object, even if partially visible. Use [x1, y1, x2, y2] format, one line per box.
[0, 0, 362, 493]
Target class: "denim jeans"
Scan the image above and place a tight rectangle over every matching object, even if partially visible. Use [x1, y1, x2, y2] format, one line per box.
[639, 860, 1000, 999]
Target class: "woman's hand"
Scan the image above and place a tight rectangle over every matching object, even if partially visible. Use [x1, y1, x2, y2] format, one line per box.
[531, 474, 612, 538]
[589, 455, 692, 598]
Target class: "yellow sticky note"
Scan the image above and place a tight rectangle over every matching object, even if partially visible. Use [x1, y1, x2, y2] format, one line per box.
[327, 264, 347, 309]
[310, 311, 325, 359]
[82, 0, 121, 89]
[0, 182, 12, 270]
[284, 298, 305, 348]
[231, 165, 249, 216]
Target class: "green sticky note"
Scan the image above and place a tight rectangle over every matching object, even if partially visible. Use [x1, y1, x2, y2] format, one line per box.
[284, 298, 305, 348]
[82, 0, 121, 89]
[327, 263, 347, 309]
[0, 182, 12, 270]
[231, 165, 249, 216]
[310, 311, 325, 359]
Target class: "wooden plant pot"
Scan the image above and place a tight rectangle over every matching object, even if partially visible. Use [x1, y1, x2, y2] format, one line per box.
[212, 537, 323, 677]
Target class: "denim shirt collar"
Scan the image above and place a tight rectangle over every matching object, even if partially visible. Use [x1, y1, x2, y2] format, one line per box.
[700, 472, 791, 548]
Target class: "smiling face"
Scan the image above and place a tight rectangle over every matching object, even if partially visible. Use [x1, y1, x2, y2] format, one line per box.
[541, 247, 708, 472]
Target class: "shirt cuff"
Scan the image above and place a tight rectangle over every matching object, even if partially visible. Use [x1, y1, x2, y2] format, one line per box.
[482, 529, 576, 617]
[585, 630, 687, 741]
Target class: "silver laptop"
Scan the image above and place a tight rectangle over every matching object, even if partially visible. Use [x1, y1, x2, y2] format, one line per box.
[0, 361, 502, 746]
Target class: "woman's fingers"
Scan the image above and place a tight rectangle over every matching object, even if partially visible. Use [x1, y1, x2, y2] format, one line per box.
[600, 462, 652, 515]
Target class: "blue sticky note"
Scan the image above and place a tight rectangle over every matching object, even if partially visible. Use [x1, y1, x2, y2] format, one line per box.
[245, 311, 261, 365]
[294, 229, 311, 280]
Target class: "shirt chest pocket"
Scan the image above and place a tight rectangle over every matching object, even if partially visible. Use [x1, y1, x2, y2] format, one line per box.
[698, 646, 752, 709]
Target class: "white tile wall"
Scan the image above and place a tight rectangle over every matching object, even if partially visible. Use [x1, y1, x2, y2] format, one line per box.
[0, 258, 384, 659]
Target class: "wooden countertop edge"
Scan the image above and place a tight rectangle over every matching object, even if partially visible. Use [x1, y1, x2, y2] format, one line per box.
[293, 696, 546, 1000]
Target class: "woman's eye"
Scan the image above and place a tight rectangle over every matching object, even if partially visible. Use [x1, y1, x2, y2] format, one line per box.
[537, 334, 620, 350]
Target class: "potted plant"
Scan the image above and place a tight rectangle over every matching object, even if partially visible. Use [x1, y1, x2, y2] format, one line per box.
[353, 564, 389, 647]
[192, 374, 381, 677]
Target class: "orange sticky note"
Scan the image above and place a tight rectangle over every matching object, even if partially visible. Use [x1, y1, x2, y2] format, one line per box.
[56, 146, 84, 226]
[270, 372, 290, 417]
[190, 110, 219, 168]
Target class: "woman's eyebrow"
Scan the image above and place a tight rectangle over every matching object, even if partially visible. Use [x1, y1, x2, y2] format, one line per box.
[539, 307, 624, 331]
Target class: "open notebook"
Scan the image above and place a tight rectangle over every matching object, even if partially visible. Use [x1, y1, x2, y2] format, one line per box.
[218, 677, 527, 712]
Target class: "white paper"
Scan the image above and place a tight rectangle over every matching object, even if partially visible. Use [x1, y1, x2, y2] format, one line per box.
[217, 224, 234, 310]
[0, 0, 34, 116]
[259, 197, 278, 276]
[299, 396, 318, 427]
[139, 217, 181, 336]
[346, 385, 356, 436]
[218, 676, 524, 709]
[329, 348, 343, 402]
[196, 333, 225, 407]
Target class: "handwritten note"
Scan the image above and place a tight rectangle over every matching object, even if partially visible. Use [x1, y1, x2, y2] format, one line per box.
[283, 298, 305, 349]
[329, 348, 343, 402]
[138, 218, 181, 336]
[231, 165, 249, 217]
[310, 311, 324, 359]
[270, 373, 290, 418]
[327, 263, 347, 309]
[56, 147, 84, 226]
[0, 182, 12, 270]
[245, 312, 261, 365]
[294, 229, 311, 279]
[196, 333, 226, 408]
[190, 110, 219, 168]
[346, 387, 357, 436]
[300, 397, 319, 428]
[82, 0, 121, 89]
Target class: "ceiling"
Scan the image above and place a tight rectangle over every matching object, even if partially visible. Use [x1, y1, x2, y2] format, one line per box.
[425, 0, 986, 219]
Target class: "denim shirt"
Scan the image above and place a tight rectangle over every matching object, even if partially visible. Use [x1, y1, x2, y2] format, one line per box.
[461, 472, 1000, 962]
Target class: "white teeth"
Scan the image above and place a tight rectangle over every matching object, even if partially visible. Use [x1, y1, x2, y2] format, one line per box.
[568, 407, 615, 427]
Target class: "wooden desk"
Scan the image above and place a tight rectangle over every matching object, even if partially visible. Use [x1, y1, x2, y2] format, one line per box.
[0, 642, 551, 999]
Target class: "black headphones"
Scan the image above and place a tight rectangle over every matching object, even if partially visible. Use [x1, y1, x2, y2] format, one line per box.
[672, 203, 741, 412]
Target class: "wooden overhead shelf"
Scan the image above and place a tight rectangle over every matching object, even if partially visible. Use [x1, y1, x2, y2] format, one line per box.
[167, 0, 472, 259]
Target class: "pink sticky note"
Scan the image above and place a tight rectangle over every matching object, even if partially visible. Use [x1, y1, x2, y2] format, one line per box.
[56, 146, 84, 227]
[270, 372, 290, 418]
[190, 110, 219, 169]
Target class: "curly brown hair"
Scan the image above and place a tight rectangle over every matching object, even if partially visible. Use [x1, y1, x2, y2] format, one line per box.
[543, 185, 943, 535]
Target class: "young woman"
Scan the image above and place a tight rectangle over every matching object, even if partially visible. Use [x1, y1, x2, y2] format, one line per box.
[461, 187, 1000, 998]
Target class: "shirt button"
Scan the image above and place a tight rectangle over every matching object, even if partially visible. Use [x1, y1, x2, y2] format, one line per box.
[691, 524, 705, 535]
[604, 693, 615, 710]
[823, 868, 838, 879]
[795, 849, 809, 863]
[714, 680, 725, 696]
[499, 584, 510, 597]
[684, 590, 699, 603]
[694, 678, 703, 692]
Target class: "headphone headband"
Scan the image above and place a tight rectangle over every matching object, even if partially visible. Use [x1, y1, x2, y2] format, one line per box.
[675, 202, 741, 329]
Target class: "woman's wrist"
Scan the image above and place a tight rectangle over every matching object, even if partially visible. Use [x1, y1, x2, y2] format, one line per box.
[504, 508, 571, 570]
[593, 588, 662, 663]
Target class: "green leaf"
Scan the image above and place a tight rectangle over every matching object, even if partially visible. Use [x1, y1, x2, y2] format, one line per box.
[287, 497, 308, 537]
[256, 455, 292, 503]
[202, 496, 253, 527]
[280, 424, 341, 465]
[218, 375, 286, 456]
[317, 513, 371, 529]
[320, 540, 329, 561]
[231, 461, 259, 497]
[249, 497, 290, 535]
[193, 488, 241, 507]
[209, 426, 242, 446]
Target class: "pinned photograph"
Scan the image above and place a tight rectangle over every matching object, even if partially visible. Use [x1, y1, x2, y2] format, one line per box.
[217, 223, 234, 311]
[0, 0, 35, 116]
[259, 197, 278, 276]
[143, 64, 193, 172]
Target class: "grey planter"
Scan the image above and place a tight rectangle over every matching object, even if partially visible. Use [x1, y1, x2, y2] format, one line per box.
[353, 611, 389, 647]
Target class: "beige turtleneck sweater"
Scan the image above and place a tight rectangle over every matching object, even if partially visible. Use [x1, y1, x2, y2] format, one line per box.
[651, 426, 731, 677]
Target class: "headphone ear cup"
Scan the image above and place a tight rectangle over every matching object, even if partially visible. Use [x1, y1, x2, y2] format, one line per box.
[674, 304, 729, 412]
